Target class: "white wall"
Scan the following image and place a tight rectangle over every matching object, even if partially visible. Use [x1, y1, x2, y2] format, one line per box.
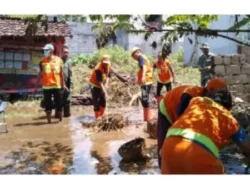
[127, 15, 183, 57]
[184, 15, 243, 65]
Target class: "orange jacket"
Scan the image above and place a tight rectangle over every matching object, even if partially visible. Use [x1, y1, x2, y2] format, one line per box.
[169, 96, 239, 150]
[137, 55, 153, 85]
[89, 62, 111, 88]
[40, 56, 63, 89]
[160, 85, 204, 123]
[154, 60, 172, 83]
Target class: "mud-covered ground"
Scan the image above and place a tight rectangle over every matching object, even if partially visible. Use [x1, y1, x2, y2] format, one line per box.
[0, 104, 248, 174]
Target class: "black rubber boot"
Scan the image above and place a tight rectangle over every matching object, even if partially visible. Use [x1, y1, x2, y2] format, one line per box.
[46, 111, 52, 124]
[63, 104, 71, 117]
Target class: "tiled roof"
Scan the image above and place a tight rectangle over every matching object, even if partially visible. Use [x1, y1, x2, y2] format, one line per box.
[0, 17, 72, 37]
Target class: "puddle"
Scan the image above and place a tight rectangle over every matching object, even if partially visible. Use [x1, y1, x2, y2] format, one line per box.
[0, 107, 248, 174]
[68, 111, 158, 174]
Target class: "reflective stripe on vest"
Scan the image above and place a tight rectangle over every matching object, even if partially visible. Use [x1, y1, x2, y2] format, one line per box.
[166, 128, 219, 158]
[43, 86, 61, 89]
[159, 98, 173, 124]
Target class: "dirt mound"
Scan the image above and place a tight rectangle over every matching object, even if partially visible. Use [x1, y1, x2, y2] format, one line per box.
[147, 118, 157, 139]
[118, 137, 147, 162]
[82, 113, 127, 132]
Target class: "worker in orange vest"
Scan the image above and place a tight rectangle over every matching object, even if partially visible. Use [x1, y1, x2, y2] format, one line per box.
[131, 47, 154, 122]
[157, 77, 227, 167]
[161, 89, 250, 174]
[89, 55, 128, 119]
[35, 44, 68, 123]
[153, 51, 176, 104]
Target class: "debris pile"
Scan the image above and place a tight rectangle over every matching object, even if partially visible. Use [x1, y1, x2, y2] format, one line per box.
[118, 137, 147, 162]
[71, 95, 93, 106]
[82, 113, 127, 132]
[231, 97, 250, 134]
[147, 117, 157, 139]
[107, 74, 157, 107]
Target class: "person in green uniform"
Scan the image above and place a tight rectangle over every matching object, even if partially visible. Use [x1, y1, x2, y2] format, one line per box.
[60, 47, 73, 117]
[197, 43, 215, 87]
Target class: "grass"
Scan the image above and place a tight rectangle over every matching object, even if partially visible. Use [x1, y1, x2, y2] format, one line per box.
[6, 45, 200, 115]
[71, 46, 200, 94]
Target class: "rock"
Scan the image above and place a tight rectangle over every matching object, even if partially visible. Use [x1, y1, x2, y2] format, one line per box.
[234, 97, 244, 103]
[231, 102, 250, 130]
[147, 118, 157, 139]
[118, 137, 147, 162]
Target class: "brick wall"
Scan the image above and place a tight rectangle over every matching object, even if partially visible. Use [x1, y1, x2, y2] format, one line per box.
[212, 45, 250, 102]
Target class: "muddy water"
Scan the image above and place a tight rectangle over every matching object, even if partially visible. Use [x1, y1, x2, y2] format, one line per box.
[69, 108, 159, 174]
[0, 106, 248, 174]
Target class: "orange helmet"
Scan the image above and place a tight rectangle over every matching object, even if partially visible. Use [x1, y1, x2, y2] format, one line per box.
[101, 55, 111, 64]
[206, 77, 227, 92]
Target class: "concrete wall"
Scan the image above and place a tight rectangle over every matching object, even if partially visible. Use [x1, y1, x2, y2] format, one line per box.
[62, 15, 183, 57]
[65, 22, 99, 56]
[213, 45, 250, 102]
[184, 15, 248, 66]
[127, 15, 183, 56]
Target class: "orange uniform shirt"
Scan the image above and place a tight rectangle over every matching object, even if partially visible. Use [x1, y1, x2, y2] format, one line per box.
[170, 97, 239, 150]
[89, 62, 111, 88]
[154, 60, 172, 83]
[40, 56, 63, 89]
[160, 85, 204, 123]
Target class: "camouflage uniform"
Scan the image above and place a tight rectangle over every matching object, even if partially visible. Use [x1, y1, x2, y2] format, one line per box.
[197, 52, 215, 87]
[62, 57, 73, 117]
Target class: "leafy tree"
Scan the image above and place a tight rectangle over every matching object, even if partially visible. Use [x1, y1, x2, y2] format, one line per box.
[4, 14, 250, 47]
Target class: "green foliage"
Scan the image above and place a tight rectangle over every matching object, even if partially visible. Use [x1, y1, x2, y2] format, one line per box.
[7, 14, 250, 49]
[71, 45, 146, 73]
[171, 48, 184, 63]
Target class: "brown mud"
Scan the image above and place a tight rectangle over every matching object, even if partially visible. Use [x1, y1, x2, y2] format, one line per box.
[0, 105, 248, 174]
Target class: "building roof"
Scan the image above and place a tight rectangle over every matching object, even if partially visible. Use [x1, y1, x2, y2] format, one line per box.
[0, 17, 72, 38]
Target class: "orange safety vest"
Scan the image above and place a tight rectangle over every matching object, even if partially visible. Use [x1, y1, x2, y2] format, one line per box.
[155, 60, 172, 83]
[166, 96, 239, 158]
[137, 55, 153, 85]
[41, 56, 63, 89]
[159, 85, 204, 124]
[89, 62, 111, 88]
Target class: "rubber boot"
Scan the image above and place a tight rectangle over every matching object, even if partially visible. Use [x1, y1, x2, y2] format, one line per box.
[99, 107, 106, 118]
[54, 110, 59, 119]
[57, 111, 63, 122]
[94, 111, 101, 120]
[63, 104, 71, 118]
[143, 108, 152, 122]
[46, 111, 52, 124]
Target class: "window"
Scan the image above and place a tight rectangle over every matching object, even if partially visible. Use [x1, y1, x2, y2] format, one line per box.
[0, 51, 31, 70]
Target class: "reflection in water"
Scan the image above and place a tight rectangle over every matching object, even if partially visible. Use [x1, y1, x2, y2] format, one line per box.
[69, 116, 96, 174]
[0, 108, 247, 174]
[0, 141, 74, 174]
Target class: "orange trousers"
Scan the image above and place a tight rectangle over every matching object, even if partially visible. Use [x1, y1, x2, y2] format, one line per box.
[161, 136, 225, 174]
